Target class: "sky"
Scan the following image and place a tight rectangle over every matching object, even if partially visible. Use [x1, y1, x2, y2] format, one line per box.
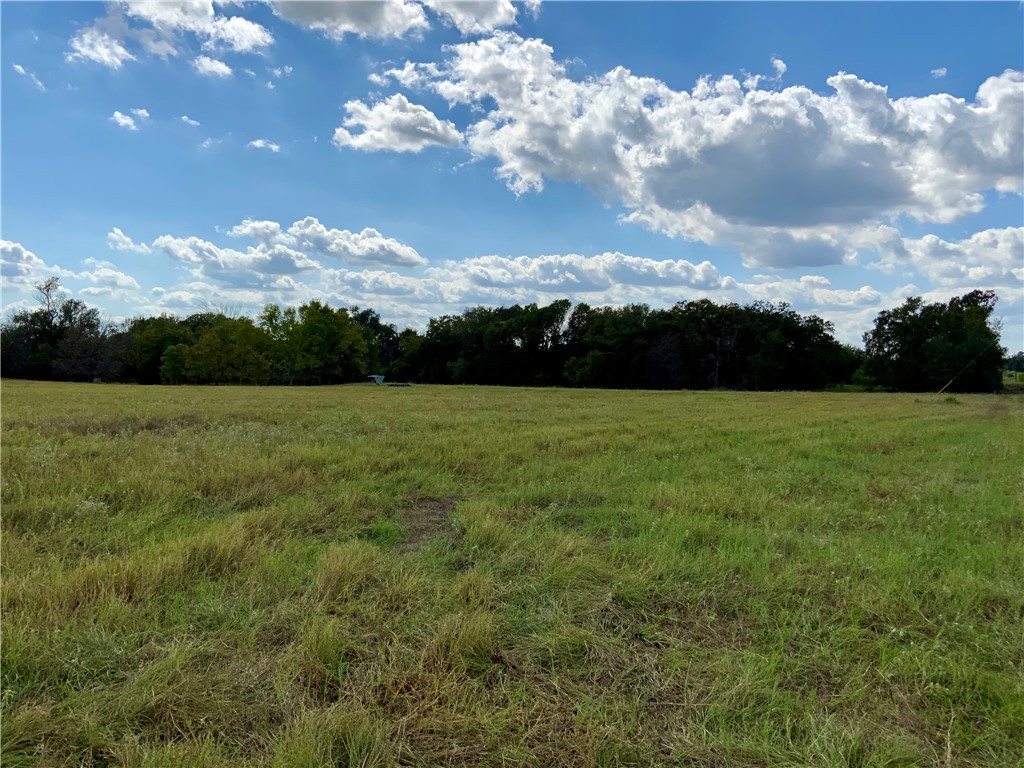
[2, 1, 1022, 351]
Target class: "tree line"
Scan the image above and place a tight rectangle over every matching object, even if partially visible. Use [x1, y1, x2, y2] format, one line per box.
[0, 278, 1008, 392]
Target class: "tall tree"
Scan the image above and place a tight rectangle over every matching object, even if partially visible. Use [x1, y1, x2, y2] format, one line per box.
[0, 278, 106, 381]
[292, 301, 368, 384]
[864, 291, 1004, 392]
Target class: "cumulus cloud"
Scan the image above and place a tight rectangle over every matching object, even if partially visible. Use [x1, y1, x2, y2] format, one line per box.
[247, 139, 280, 152]
[285, 217, 428, 267]
[427, 252, 730, 298]
[181, 115, 201, 127]
[2, 240, 48, 284]
[122, 1, 274, 52]
[131, 107, 150, 119]
[110, 110, 138, 131]
[107, 227, 151, 253]
[224, 216, 427, 268]
[423, 0, 519, 35]
[66, 1, 274, 71]
[0, 240, 74, 289]
[66, 26, 136, 68]
[225, 219, 283, 243]
[78, 258, 142, 298]
[380, 32, 1022, 268]
[149, 216, 428, 287]
[152, 234, 319, 286]
[863, 226, 1024, 290]
[140, 220, 881, 328]
[193, 55, 232, 77]
[931, 67, 947, 79]
[12, 63, 46, 91]
[333, 94, 462, 152]
[270, 0, 429, 40]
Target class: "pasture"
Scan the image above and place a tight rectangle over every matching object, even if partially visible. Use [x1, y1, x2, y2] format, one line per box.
[1, 381, 1021, 767]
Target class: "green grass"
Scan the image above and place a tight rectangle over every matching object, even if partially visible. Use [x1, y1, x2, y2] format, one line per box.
[2, 381, 1022, 767]
[1002, 370, 1024, 393]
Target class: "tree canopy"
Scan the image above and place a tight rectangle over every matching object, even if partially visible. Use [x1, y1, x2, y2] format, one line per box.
[863, 290, 1005, 392]
[0, 279, 1009, 392]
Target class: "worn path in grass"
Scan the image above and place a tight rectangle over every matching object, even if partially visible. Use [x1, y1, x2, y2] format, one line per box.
[2, 382, 1022, 767]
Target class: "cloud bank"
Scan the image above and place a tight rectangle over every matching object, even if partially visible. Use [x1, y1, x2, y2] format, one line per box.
[369, 34, 1022, 268]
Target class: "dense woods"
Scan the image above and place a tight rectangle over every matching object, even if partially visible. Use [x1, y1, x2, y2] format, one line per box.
[0, 279, 1007, 391]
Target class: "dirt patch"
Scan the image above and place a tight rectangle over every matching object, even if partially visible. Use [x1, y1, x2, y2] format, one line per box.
[867, 483, 890, 501]
[400, 498, 458, 553]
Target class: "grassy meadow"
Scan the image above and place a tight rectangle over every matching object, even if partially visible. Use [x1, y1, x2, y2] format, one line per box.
[1, 381, 1022, 767]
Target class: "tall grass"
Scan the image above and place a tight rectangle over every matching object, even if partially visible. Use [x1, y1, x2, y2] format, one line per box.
[2, 382, 1021, 766]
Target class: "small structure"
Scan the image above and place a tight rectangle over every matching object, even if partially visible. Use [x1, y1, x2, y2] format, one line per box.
[368, 374, 385, 385]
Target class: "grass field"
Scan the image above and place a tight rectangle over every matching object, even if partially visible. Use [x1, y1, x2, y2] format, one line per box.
[2, 381, 1022, 767]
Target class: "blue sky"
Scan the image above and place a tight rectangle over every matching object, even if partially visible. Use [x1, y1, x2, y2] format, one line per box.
[3, 1, 1022, 351]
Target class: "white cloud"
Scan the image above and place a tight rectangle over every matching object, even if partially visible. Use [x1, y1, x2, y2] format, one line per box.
[428, 252, 730, 297]
[247, 139, 280, 152]
[131, 107, 150, 119]
[137, 27, 178, 58]
[147, 216, 426, 290]
[423, 0, 518, 35]
[0, 240, 74, 290]
[79, 258, 142, 298]
[931, 67, 948, 79]
[204, 14, 275, 53]
[193, 55, 232, 78]
[226, 219, 283, 243]
[387, 33, 1022, 268]
[66, 26, 136, 69]
[270, 0, 429, 40]
[371, 60, 442, 89]
[225, 216, 428, 268]
[863, 226, 1024, 290]
[181, 115, 201, 127]
[771, 56, 787, 78]
[110, 110, 138, 131]
[152, 234, 319, 286]
[200, 137, 222, 149]
[285, 217, 427, 267]
[107, 227, 151, 254]
[12, 63, 46, 91]
[1, 240, 48, 285]
[119, 1, 274, 55]
[270, 64, 293, 78]
[333, 94, 462, 152]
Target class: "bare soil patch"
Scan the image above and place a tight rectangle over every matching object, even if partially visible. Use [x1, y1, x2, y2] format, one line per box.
[400, 498, 458, 552]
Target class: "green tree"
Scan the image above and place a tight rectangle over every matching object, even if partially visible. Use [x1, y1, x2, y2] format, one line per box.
[350, 306, 400, 375]
[0, 278, 107, 381]
[864, 291, 1004, 392]
[388, 327, 424, 382]
[165, 316, 272, 385]
[292, 301, 368, 384]
[123, 315, 193, 383]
